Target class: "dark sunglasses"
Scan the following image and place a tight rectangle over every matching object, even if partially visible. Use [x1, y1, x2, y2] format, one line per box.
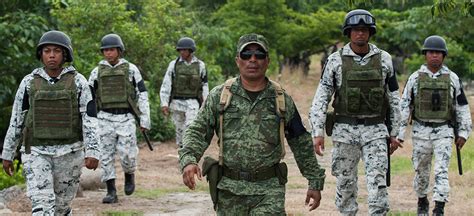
[346, 14, 375, 26]
[239, 50, 267, 60]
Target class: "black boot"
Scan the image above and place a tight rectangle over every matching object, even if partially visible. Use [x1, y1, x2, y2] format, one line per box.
[417, 197, 429, 216]
[124, 173, 135, 195]
[433, 201, 445, 216]
[102, 179, 118, 203]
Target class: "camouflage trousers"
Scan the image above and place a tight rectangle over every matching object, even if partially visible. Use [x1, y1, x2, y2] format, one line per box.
[22, 150, 83, 216]
[216, 188, 286, 215]
[412, 137, 452, 202]
[171, 108, 198, 147]
[332, 139, 389, 216]
[98, 116, 138, 182]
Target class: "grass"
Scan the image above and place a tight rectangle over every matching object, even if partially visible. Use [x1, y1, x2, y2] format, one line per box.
[449, 136, 474, 172]
[391, 156, 413, 175]
[101, 210, 144, 216]
[134, 183, 208, 199]
[388, 211, 416, 216]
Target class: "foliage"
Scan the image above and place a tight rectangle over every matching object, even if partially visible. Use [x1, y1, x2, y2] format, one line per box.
[0, 160, 25, 190]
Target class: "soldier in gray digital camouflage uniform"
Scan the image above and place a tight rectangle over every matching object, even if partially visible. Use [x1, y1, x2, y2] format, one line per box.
[309, 9, 402, 215]
[179, 33, 326, 215]
[1, 30, 100, 216]
[88, 33, 151, 204]
[397, 35, 472, 216]
[160, 37, 209, 148]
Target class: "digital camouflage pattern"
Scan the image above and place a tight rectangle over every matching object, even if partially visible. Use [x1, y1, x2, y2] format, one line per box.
[1, 66, 100, 215]
[179, 76, 325, 213]
[160, 55, 208, 147]
[309, 43, 400, 215]
[89, 58, 150, 181]
[217, 185, 285, 215]
[398, 64, 472, 202]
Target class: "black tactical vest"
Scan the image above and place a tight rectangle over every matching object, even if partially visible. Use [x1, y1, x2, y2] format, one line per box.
[24, 72, 81, 146]
[414, 72, 452, 121]
[334, 52, 386, 117]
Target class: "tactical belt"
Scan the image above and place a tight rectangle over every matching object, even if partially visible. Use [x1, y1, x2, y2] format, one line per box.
[414, 119, 450, 128]
[335, 115, 384, 126]
[223, 164, 278, 182]
[172, 96, 198, 100]
[102, 108, 131, 114]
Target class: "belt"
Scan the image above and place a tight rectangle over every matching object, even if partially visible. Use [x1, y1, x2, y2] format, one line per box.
[223, 164, 278, 182]
[335, 115, 384, 126]
[172, 96, 198, 100]
[102, 108, 131, 114]
[415, 119, 450, 128]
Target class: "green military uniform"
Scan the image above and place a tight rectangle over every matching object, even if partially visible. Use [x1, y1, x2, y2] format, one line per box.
[179, 76, 325, 215]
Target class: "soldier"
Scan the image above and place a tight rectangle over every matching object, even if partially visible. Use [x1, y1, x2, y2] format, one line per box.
[397, 35, 472, 216]
[160, 37, 209, 148]
[309, 9, 402, 215]
[88, 33, 151, 203]
[179, 33, 326, 215]
[1, 30, 99, 215]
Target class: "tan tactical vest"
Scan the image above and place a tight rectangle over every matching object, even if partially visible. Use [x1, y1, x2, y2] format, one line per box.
[97, 63, 136, 110]
[172, 61, 202, 98]
[24, 72, 81, 147]
[334, 52, 386, 117]
[414, 73, 452, 121]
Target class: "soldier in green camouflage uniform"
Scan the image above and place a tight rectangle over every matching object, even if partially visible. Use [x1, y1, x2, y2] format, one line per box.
[179, 33, 326, 215]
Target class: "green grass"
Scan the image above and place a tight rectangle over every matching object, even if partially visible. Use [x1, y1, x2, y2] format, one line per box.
[134, 183, 208, 199]
[0, 160, 25, 190]
[390, 156, 413, 175]
[388, 210, 416, 216]
[449, 136, 474, 172]
[101, 210, 144, 216]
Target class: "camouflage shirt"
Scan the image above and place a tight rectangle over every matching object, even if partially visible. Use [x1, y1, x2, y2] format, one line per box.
[179, 76, 325, 195]
[398, 64, 472, 141]
[2, 66, 100, 161]
[89, 58, 151, 129]
[309, 43, 401, 140]
[160, 55, 209, 112]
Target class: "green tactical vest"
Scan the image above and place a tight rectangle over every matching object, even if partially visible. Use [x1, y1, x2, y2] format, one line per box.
[172, 60, 202, 98]
[334, 52, 386, 117]
[24, 72, 81, 146]
[414, 72, 452, 121]
[97, 63, 136, 110]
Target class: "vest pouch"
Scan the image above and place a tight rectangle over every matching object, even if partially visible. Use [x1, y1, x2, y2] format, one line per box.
[202, 156, 221, 210]
[347, 87, 360, 113]
[325, 111, 335, 136]
[33, 90, 74, 140]
[276, 162, 288, 185]
[368, 88, 384, 112]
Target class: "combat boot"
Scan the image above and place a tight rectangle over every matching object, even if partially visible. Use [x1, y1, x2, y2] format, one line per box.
[102, 179, 118, 203]
[417, 196, 429, 216]
[124, 173, 135, 195]
[432, 201, 445, 216]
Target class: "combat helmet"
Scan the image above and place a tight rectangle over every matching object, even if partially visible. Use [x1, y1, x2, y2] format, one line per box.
[36, 30, 74, 62]
[101, 34, 125, 52]
[342, 9, 376, 36]
[176, 37, 196, 52]
[422, 35, 447, 56]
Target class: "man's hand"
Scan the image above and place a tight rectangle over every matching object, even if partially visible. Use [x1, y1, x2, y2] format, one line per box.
[2, 160, 13, 176]
[456, 137, 467, 149]
[161, 106, 169, 116]
[85, 157, 99, 170]
[389, 136, 402, 155]
[182, 164, 202, 190]
[305, 189, 322, 211]
[313, 137, 325, 156]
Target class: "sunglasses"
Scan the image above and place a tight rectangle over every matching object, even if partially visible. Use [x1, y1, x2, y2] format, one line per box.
[239, 50, 267, 60]
[346, 14, 375, 26]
